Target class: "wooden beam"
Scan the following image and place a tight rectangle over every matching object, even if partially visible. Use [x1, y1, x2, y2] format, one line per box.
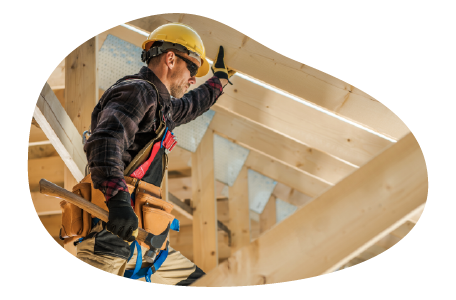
[272, 183, 313, 207]
[228, 166, 250, 252]
[212, 74, 392, 166]
[129, 14, 409, 140]
[260, 195, 277, 235]
[244, 149, 332, 198]
[209, 106, 356, 184]
[191, 130, 218, 272]
[167, 146, 191, 171]
[409, 206, 425, 224]
[29, 123, 49, 144]
[108, 22, 392, 166]
[31, 192, 62, 215]
[28, 156, 64, 192]
[63, 36, 98, 256]
[267, 275, 456, 287]
[65, 36, 98, 135]
[47, 59, 65, 89]
[191, 132, 427, 286]
[33, 83, 86, 182]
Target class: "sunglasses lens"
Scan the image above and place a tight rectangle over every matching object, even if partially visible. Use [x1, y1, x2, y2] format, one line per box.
[176, 54, 199, 77]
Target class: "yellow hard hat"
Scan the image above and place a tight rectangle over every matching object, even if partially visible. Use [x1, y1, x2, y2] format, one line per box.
[142, 23, 209, 77]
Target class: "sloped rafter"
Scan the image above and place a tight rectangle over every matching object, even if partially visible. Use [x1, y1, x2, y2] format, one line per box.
[128, 14, 410, 140]
[95, 24, 392, 166]
[209, 105, 356, 185]
[191, 132, 427, 286]
[33, 83, 87, 182]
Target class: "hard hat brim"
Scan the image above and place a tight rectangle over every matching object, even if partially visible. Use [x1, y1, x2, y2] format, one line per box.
[196, 57, 210, 77]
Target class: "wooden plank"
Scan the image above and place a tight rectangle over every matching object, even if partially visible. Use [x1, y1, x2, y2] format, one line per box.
[115, 20, 392, 166]
[191, 132, 427, 286]
[31, 192, 62, 215]
[65, 36, 98, 136]
[267, 275, 456, 287]
[28, 156, 64, 192]
[409, 206, 425, 224]
[212, 74, 392, 166]
[260, 195, 277, 235]
[47, 59, 65, 89]
[129, 14, 409, 140]
[210, 106, 356, 184]
[167, 146, 191, 171]
[272, 183, 313, 207]
[244, 149, 332, 198]
[228, 166, 250, 252]
[191, 130, 218, 272]
[63, 36, 98, 256]
[34, 83, 86, 182]
[29, 123, 49, 143]
[169, 225, 231, 262]
[390, 221, 415, 239]
[60, 166, 79, 275]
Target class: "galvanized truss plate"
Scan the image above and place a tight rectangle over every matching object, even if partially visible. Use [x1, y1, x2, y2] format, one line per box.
[98, 34, 145, 91]
[276, 198, 298, 223]
[214, 134, 250, 186]
[248, 169, 277, 214]
[173, 110, 215, 153]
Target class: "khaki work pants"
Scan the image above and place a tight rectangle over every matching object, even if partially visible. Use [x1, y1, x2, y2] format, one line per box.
[77, 222, 204, 285]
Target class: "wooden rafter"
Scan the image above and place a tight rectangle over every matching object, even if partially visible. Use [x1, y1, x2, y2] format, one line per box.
[128, 14, 410, 140]
[191, 132, 427, 286]
[33, 83, 86, 182]
[209, 105, 356, 184]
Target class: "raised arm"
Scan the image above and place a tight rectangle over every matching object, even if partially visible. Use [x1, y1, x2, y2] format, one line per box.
[171, 46, 235, 126]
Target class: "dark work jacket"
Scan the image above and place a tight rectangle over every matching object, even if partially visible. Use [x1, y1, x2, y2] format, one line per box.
[84, 66, 223, 195]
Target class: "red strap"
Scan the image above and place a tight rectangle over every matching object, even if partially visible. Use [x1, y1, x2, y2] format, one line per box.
[130, 142, 161, 180]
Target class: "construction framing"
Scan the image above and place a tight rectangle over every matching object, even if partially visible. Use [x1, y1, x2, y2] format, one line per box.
[29, 13, 427, 286]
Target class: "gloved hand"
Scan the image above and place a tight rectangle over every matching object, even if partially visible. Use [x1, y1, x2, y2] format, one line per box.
[106, 190, 138, 242]
[212, 46, 236, 83]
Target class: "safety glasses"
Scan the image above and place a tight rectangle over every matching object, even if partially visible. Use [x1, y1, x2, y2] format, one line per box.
[175, 53, 199, 77]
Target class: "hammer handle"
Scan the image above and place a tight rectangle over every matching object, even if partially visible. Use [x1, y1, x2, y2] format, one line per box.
[39, 178, 150, 243]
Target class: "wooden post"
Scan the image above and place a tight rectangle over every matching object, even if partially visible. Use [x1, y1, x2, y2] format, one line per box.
[62, 166, 78, 275]
[260, 195, 277, 234]
[191, 130, 218, 272]
[65, 36, 98, 135]
[63, 36, 98, 256]
[228, 165, 250, 252]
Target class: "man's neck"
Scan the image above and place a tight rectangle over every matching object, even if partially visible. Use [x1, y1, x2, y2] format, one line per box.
[148, 65, 171, 93]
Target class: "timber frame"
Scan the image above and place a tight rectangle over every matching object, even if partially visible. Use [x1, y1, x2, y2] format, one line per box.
[29, 13, 427, 286]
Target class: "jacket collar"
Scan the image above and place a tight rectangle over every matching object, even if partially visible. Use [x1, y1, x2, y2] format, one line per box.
[139, 66, 171, 106]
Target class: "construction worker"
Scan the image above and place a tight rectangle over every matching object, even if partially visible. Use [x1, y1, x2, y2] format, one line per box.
[76, 23, 234, 285]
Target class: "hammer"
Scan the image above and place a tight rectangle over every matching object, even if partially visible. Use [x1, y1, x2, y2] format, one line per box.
[39, 178, 163, 263]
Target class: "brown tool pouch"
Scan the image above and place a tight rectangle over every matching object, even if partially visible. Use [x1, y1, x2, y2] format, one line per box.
[134, 181, 174, 248]
[142, 206, 175, 250]
[59, 182, 92, 240]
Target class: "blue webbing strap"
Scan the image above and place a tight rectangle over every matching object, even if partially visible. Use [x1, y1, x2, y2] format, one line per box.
[124, 241, 143, 280]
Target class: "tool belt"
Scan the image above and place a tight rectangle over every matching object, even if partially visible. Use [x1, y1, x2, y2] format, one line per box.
[59, 174, 176, 250]
[60, 78, 178, 250]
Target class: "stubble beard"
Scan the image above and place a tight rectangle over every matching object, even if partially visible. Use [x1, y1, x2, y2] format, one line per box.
[170, 82, 186, 98]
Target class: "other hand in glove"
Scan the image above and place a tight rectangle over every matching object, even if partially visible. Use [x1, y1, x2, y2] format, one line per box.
[212, 46, 236, 84]
[106, 190, 138, 242]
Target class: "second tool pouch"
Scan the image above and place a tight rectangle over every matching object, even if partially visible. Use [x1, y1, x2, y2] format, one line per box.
[59, 182, 92, 239]
[142, 206, 175, 250]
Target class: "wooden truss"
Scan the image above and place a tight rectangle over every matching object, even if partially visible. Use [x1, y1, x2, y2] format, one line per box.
[29, 14, 427, 285]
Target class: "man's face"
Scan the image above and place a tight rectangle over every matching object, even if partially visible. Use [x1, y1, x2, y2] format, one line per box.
[169, 53, 200, 98]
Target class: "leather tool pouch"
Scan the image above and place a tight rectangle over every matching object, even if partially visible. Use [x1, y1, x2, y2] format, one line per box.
[142, 206, 175, 250]
[59, 182, 92, 240]
[134, 182, 174, 248]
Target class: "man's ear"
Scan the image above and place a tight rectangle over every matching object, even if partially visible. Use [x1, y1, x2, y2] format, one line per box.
[165, 51, 176, 70]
